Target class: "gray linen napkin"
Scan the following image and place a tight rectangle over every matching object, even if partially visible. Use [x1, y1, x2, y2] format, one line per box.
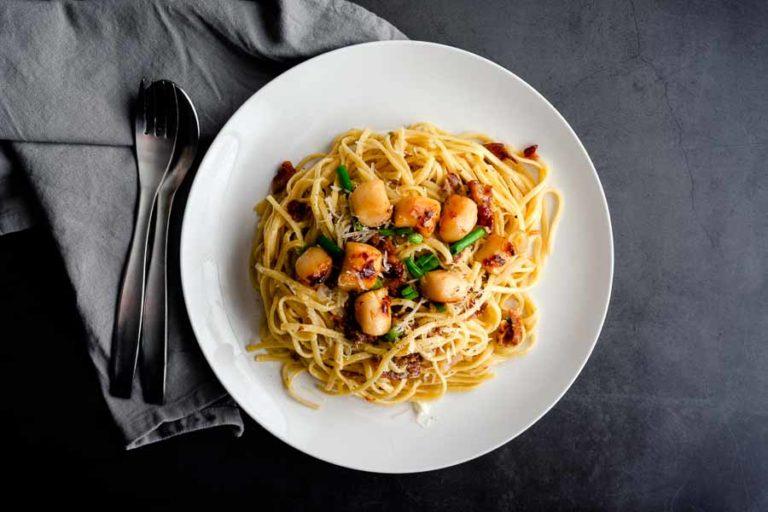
[0, 0, 405, 448]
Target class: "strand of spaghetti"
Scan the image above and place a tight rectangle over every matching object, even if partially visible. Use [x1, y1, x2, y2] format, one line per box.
[282, 363, 320, 409]
[265, 195, 303, 242]
[375, 137, 413, 185]
[281, 322, 346, 341]
[340, 140, 375, 180]
[250, 123, 562, 408]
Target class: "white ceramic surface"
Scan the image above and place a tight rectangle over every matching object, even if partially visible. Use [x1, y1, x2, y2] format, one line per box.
[180, 41, 613, 473]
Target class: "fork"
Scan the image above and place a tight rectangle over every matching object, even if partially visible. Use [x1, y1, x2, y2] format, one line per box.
[109, 80, 179, 399]
[140, 84, 199, 405]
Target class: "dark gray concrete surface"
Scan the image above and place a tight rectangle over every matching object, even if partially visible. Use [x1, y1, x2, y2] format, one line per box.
[356, 0, 768, 508]
[2, 1, 766, 510]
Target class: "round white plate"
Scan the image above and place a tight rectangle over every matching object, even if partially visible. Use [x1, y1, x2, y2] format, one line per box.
[180, 41, 613, 473]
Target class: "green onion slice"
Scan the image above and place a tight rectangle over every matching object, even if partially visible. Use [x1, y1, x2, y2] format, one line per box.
[450, 227, 487, 254]
[336, 164, 353, 193]
[317, 235, 343, 258]
[404, 257, 424, 278]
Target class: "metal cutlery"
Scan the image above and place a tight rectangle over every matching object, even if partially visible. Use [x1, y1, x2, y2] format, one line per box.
[109, 80, 179, 399]
[139, 84, 200, 404]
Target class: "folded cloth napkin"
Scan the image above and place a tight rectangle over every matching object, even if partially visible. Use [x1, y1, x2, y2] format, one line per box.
[0, 0, 405, 448]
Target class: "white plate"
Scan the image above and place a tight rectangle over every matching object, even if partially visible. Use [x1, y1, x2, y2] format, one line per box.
[180, 41, 613, 473]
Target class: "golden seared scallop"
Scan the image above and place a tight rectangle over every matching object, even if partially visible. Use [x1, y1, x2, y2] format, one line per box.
[420, 270, 468, 303]
[354, 288, 392, 336]
[349, 178, 392, 227]
[473, 234, 515, 274]
[393, 195, 441, 236]
[295, 246, 333, 286]
[337, 242, 383, 291]
[438, 194, 478, 242]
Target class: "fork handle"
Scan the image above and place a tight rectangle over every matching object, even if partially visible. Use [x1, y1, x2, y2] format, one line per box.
[110, 188, 155, 398]
[140, 189, 175, 404]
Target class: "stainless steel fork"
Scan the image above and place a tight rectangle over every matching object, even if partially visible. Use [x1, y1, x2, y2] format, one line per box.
[109, 80, 179, 399]
[140, 84, 199, 405]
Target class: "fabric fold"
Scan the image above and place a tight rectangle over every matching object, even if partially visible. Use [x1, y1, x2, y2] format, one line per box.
[0, 0, 405, 449]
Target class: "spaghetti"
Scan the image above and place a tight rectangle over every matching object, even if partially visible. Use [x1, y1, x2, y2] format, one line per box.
[248, 123, 562, 408]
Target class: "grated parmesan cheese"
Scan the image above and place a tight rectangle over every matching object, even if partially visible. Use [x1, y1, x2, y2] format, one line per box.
[413, 401, 435, 428]
[341, 228, 375, 242]
[324, 196, 336, 218]
[398, 298, 425, 332]
[316, 285, 332, 301]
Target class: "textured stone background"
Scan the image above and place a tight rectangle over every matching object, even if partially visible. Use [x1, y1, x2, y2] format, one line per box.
[2, 0, 766, 509]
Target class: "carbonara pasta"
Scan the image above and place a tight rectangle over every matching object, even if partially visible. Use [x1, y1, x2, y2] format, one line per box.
[248, 122, 562, 408]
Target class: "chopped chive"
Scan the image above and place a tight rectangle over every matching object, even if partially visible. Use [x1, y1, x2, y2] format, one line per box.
[394, 227, 414, 236]
[382, 327, 400, 342]
[421, 256, 440, 272]
[378, 228, 395, 236]
[415, 253, 435, 267]
[434, 303, 447, 312]
[336, 164, 353, 192]
[416, 253, 440, 272]
[450, 227, 488, 254]
[402, 290, 419, 300]
[353, 219, 365, 231]
[400, 285, 418, 298]
[404, 256, 424, 278]
[317, 235, 343, 258]
[407, 232, 424, 244]
[371, 277, 384, 290]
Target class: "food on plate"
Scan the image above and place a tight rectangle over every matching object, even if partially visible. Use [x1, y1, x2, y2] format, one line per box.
[248, 122, 562, 407]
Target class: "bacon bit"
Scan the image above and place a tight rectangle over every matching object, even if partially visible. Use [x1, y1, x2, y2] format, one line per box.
[383, 353, 423, 380]
[484, 142, 516, 163]
[496, 310, 523, 347]
[468, 180, 494, 229]
[442, 172, 465, 197]
[387, 259, 405, 280]
[271, 161, 296, 193]
[369, 234, 397, 255]
[286, 200, 309, 221]
[420, 208, 436, 228]
[306, 269, 331, 286]
[400, 353, 423, 376]
[381, 295, 392, 314]
[474, 302, 489, 319]
[482, 253, 508, 270]
[359, 258, 378, 279]
[385, 262, 406, 294]
[370, 233, 406, 292]
[523, 145, 538, 158]
[330, 313, 344, 328]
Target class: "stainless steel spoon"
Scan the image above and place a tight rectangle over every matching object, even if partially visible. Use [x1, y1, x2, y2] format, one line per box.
[139, 83, 200, 405]
[110, 80, 179, 399]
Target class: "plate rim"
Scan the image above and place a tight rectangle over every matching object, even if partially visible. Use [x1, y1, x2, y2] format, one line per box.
[180, 39, 614, 473]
